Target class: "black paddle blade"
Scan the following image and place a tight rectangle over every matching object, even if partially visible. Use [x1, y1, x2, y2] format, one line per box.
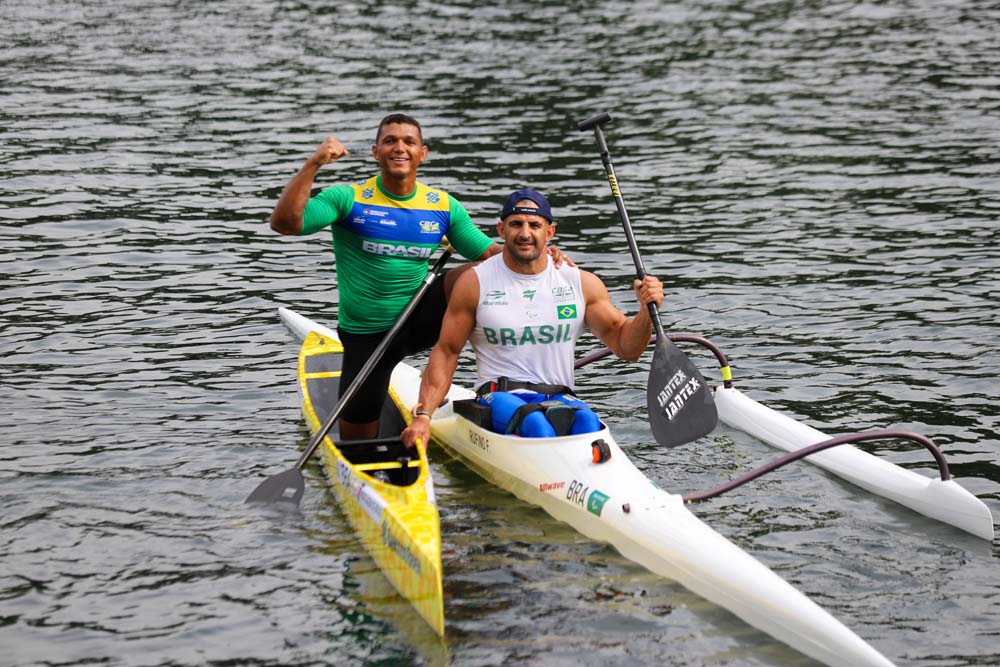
[245, 468, 305, 506]
[646, 339, 719, 447]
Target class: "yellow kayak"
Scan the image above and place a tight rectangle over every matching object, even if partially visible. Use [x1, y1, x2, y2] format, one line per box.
[297, 329, 444, 636]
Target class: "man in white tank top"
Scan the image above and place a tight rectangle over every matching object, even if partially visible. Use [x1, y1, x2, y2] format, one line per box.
[402, 188, 663, 444]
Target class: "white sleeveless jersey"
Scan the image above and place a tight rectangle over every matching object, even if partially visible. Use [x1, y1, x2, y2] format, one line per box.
[470, 254, 586, 390]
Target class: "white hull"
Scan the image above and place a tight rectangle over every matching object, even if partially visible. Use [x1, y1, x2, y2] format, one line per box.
[387, 370, 895, 666]
[715, 386, 994, 541]
[279, 307, 896, 666]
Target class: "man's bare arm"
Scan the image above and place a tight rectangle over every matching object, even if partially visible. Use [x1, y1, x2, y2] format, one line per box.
[582, 271, 663, 361]
[400, 271, 480, 447]
[270, 136, 348, 235]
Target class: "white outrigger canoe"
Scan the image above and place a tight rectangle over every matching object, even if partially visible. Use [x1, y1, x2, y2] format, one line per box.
[279, 307, 897, 667]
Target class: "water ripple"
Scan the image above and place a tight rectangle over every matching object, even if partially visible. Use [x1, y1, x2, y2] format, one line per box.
[3, 1, 998, 666]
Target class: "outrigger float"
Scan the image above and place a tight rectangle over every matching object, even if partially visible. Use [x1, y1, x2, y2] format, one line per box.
[575, 337, 994, 540]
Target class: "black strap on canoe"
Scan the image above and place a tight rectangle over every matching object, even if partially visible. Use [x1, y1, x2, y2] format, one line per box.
[476, 376, 574, 398]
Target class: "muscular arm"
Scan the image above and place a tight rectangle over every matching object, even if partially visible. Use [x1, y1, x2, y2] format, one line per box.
[400, 271, 480, 447]
[270, 136, 348, 235]
[582, 272, 664, 361]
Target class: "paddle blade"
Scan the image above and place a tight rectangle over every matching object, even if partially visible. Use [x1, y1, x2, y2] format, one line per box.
[245, 468, 305, 506]
[646, 339, 718, 447]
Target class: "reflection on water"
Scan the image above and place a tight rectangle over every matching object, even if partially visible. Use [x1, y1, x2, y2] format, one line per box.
[3, 1, 998, 666]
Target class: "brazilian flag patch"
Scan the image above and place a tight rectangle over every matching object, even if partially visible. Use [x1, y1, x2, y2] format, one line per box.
[557, 304, 578, 320]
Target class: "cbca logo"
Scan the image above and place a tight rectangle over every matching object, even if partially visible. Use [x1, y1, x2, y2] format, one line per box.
[419, 220, 441, 233]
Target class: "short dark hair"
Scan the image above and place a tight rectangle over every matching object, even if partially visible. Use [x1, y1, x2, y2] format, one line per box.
[375, 113, 423, 144]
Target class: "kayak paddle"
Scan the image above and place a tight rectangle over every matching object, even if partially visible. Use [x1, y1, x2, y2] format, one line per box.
[577, 111, 718, 447]
[246, 245, 454, 505]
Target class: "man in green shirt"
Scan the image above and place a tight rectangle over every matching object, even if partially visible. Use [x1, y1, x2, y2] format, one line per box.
[269, 113, 566, 440]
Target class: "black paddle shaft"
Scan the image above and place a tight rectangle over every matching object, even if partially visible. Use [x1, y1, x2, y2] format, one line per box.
[577, 111, 718, 447]
[577, 112, 666, 340]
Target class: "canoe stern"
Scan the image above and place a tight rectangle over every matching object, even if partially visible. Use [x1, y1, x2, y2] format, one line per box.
[322, 444, 445, 636]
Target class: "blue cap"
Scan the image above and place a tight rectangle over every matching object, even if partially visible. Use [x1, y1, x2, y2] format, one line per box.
[500, 188, 553, 222]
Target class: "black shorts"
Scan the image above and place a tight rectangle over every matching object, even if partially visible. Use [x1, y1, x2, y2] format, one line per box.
[337, 273, 448, 424]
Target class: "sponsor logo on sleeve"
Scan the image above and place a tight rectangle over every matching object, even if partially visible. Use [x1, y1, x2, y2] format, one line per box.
[481, 289, 508, 306]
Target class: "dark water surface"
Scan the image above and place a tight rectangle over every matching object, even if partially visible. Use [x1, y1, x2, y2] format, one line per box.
[3, 1, 999, 666]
